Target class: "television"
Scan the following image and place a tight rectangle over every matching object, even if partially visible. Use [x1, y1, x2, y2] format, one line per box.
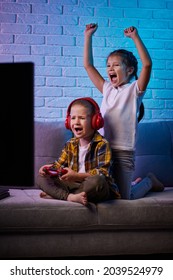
[0, 62, 34, 187]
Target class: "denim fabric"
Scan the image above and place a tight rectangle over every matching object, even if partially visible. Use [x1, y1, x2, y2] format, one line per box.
[130, 177, 152, 200]
[111, 149, 152, 199]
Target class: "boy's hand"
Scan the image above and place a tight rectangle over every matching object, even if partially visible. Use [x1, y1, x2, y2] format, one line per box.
[60, 167, 77, 182]
[39, 164, 52, 176]
[124, 26, 138, 38]
[85, 23, 98, 36]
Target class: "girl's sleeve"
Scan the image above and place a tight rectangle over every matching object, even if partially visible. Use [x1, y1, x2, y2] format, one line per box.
[135, 80, 146, 97]
[103, 80, 111, 96]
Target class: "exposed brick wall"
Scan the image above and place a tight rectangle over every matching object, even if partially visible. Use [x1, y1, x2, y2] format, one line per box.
[0, 0, 173, 122]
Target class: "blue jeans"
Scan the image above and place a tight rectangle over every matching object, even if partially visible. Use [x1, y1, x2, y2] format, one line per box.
[111, 149, 152, 199]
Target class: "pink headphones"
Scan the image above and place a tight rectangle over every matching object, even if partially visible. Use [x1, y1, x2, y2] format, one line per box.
[65, 97, 104, 130]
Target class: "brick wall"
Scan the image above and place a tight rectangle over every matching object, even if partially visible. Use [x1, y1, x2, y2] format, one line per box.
[0, 0, 173, 122]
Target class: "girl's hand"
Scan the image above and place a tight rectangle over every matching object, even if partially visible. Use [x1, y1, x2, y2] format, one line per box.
[85, 23, 98, 36]
[39, 164, 52, 176]
[124, 26, 138, 38]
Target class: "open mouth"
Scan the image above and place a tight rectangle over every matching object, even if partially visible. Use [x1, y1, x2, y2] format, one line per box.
[110, 74, 117, 83]
[74, 127, 83, 133]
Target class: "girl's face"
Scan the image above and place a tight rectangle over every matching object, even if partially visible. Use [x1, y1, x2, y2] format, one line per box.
[70, 104, 95, 146]
[106, 55, 133, 88]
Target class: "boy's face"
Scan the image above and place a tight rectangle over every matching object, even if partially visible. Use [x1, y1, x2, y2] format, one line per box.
[106, 55, 133, 87]
[70, 104, 95, 144]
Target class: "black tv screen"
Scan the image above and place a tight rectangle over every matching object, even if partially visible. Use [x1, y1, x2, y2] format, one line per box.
[0, 62, 34, 186]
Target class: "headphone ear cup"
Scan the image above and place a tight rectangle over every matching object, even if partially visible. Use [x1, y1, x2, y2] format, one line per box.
[65, 115, 71, 130]
[98, 113, 104, 129]
[92, 113, 104, 130]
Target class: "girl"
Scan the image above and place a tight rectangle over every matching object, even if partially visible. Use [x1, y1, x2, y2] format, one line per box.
[84, 24, 163, 199]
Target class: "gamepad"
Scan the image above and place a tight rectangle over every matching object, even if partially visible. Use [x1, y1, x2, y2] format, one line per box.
[43, 166, 67, 177]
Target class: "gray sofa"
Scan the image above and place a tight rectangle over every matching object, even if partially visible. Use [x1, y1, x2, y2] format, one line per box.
[0, 121, 173, 259]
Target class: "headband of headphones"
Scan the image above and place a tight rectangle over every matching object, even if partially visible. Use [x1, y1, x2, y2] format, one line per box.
[66, 97, 100, 116]
[65, 97, 104, 130]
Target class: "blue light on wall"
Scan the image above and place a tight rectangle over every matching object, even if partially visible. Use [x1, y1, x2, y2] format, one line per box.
[0, 0, 172, 122]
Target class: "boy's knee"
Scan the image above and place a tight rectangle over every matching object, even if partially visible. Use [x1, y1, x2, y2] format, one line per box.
[36, 174, 49, 189]
[36, 174, 43, 188]
[84, 175, 110, 203]
[85, 174, 106, 190]
[87, 175, 105, 185]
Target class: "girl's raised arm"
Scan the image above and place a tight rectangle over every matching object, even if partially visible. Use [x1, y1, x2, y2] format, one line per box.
[124, 26, 152, 92]
[84, 24, 105, 94]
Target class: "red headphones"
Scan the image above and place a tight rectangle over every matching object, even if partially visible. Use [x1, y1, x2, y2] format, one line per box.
[65, 97, 104, 130]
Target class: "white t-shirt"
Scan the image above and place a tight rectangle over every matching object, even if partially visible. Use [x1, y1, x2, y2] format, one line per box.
[99, 80, 145, 151]
[78, 144, 88, 173]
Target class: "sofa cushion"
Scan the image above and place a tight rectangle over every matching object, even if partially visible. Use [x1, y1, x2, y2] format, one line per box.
[97, 187, 173, 230]
[0, 189, 98, 232]
[35, 121, 72, 182]
[134, 121, 173, 186]
[1, 188, 173, 233]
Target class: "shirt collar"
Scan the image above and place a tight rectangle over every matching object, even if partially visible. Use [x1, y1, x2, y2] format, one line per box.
[115, 83, 130, 92]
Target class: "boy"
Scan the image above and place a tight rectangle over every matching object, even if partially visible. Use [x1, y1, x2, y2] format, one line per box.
[36, 97, 120, 205]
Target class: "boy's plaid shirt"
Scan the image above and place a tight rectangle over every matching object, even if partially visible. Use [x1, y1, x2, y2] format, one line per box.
[54, 131, 112, 178]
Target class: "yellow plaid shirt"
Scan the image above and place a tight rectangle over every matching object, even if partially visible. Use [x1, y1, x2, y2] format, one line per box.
[53, 131, 112, 178]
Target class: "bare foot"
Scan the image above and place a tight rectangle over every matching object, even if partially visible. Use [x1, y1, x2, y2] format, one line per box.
[40, 191, 53, 199]
[147, 173, 164, 192]
[67, 192, 88, 206]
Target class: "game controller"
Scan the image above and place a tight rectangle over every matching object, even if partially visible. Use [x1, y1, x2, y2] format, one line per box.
[43, 166, 67, 177]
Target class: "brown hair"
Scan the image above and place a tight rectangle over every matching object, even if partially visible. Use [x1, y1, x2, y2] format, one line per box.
[70, 99, 95, 115]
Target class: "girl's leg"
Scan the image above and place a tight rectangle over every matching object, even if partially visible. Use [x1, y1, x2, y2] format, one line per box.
[130, 177, 152, 200]
[131, 173, 164, 199]
[111, 150, 135, 199]
[131, 177, 142, 185]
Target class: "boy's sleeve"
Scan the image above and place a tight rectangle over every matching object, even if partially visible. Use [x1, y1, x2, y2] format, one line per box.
[53, 143, 69, 169]
[89, 141, 112, 177]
